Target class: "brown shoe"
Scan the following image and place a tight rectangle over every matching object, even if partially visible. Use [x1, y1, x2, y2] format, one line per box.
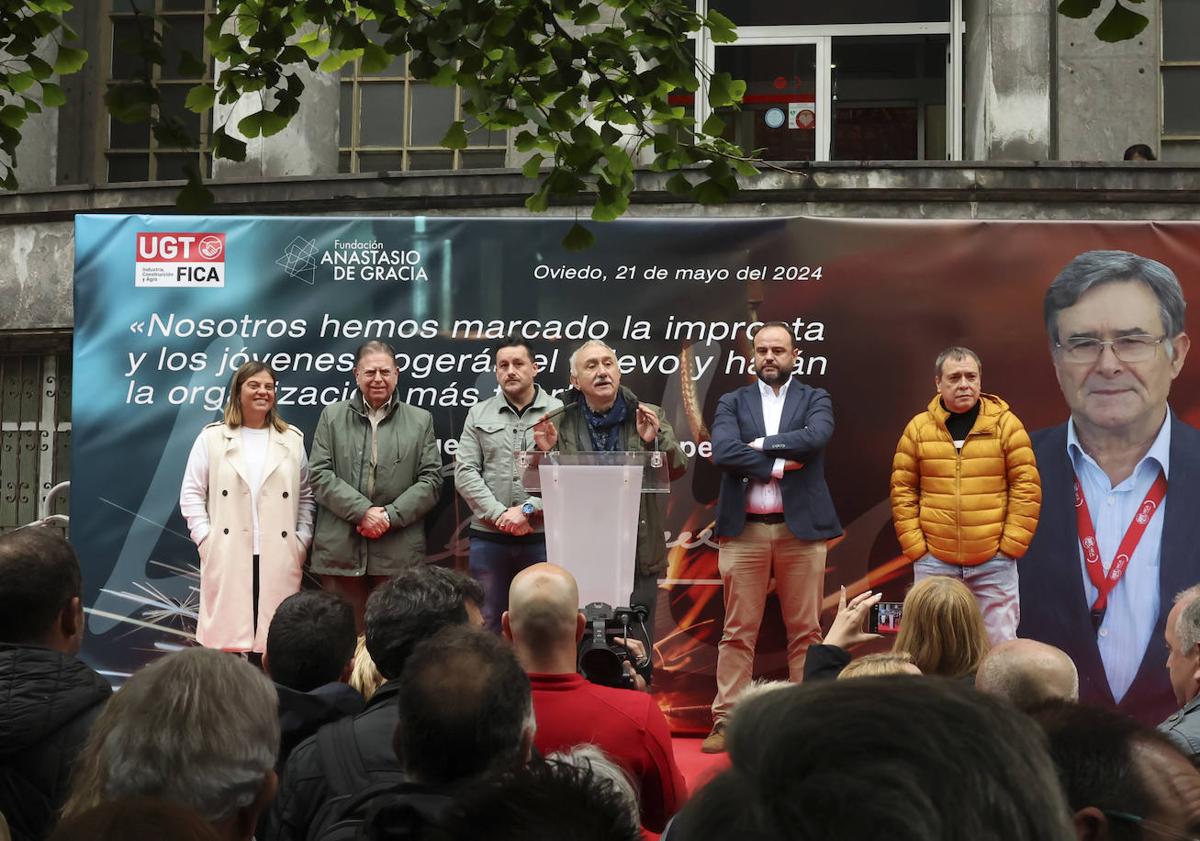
[700, 720, 727, 753]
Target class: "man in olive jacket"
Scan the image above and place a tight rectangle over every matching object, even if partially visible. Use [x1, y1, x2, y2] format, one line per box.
[532, 339, 688, 637]
[310, 341, 443, 629]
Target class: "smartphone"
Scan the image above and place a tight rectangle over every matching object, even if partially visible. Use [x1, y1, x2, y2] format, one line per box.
[868, 601, 904, 635]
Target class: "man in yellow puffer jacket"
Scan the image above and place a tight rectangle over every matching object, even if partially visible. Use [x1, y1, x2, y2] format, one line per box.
[891, 347, 1042, 643]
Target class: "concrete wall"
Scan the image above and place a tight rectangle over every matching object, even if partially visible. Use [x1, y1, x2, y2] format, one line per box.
[9, 38, 62, 192]
[1055, 3, 1158, 160]
[4, 162, 1200, 331]
[964, 0, 1052, 160]
[211, 24, 340, 179]
[0, 220, 74, 330]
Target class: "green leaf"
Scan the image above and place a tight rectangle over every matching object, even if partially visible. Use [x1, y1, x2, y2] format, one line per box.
[440, 120, 468, 150]
[8, 72, 35, 93]
[237, 109, 289, 137]
[175, 165, 214, 211]
[185, 84, 216, 113]
[0, 106, 27, 130]
[732, 159, 760, 178]
[562, 222, 594, 251]
[429, 63, 457, 87]
[665, 172, 692, 196]
[211, 128, 247, 162]
[547, 107, 575, 132]
[575, 4, 601, 25]
[153, 119, 194, 150]
[604, 145, 632, 176]
[318, 50, 361, 73]
[361, 43, 390, 73]
[1057, 0, 1104, 17]
[694, 173, 738, 205]
[701, 112, 725, 136]
[515, 130, 539, 153]
[177, 50, 206, 78]
[1095, 1, 1149, 40]
[238, 14, 260, 39]
[591, 179, 629, 221]
[525, 183, 550, 212]
[706, 9, 739, 43]
[40, 82, 66, 108]
[708, 72, 746, 108]
[26, 56, 53, 81]
[52, 45, 88, 75]
[259, 110, 290, 137]
[521, 153, 545, 178]
[211, 34, 241, 57]
[37, 0, 75, 13]
[104, 82, 156, 123]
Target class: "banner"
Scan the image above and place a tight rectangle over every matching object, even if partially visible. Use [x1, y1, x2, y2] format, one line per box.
[73, 215, 1200, 730]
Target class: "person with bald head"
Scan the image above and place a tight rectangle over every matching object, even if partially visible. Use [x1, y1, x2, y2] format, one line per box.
[501, 563, 686, 832]
[976, 639, 1080, 712]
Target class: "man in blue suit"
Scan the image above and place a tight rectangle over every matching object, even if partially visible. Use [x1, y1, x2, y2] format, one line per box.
[1019, 250, 1197, 726]
[702, 322, 842, 753]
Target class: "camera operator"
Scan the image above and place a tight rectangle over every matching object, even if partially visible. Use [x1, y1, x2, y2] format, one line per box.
[501, 563, 686, 833]
[578, 602, 654, 691]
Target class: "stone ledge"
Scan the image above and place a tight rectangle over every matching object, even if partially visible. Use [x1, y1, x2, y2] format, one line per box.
[1, 162, 1198, 224]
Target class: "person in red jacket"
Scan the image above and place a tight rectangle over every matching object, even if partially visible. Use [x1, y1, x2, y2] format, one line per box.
[502, 563, 686, 833]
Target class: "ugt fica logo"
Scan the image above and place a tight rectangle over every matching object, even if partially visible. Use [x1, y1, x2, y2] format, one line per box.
[135, 232, 226, 287]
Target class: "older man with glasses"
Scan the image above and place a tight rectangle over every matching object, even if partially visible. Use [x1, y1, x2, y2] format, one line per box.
[309, 340, 443, 631]
[1020, 249, 1200, 727]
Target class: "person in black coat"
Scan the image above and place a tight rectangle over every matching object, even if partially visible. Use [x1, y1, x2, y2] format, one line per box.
[0, 528, 110, 841]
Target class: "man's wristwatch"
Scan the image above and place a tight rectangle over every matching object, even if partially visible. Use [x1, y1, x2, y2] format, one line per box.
[520, 501, 536, 517]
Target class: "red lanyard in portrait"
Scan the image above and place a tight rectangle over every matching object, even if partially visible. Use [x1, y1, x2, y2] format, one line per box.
[1073, 468, 1167, 630]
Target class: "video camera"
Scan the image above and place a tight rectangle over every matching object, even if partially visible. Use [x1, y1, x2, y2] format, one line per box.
[577, 601, 651, 690]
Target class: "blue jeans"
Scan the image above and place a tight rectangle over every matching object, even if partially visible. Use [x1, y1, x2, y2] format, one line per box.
[913, 552, 1019, 644]
[468, 537, 548, 633]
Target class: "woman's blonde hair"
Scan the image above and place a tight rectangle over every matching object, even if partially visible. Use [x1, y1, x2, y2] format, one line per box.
[893, 576, 990, 679]
[348, 635, 385, 702]
[838, 651, 919, 680]
[224, 361, 287, 432]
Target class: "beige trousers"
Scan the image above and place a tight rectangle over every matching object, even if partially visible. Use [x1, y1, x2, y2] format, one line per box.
[711, 521, 827, 722]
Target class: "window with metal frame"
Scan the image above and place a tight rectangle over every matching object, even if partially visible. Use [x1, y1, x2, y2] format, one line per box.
[103, 0, 214, 183]
[337, 29, 508, 174]
[1161, 0, 1200, 161]
[693, 0, 961, 161]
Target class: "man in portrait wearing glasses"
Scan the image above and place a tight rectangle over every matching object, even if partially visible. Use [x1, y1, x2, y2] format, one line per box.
[1019, 250, 1199, 726]
[310, 340, 443, 632]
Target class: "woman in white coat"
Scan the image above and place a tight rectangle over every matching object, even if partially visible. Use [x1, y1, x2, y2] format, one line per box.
[179, 361, 315, 653]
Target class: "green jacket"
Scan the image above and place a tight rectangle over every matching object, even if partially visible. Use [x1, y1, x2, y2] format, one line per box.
[309, 393, 443, 575]
[555, 386, 688, 576]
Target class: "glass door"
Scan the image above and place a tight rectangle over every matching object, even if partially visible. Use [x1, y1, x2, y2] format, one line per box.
[709, 39, 830, 161]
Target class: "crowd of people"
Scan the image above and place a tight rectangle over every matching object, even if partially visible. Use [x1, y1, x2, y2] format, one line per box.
[5, 523, 1200, 841]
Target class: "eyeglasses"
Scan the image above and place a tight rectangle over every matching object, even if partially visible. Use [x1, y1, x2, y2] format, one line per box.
[358, 368, 396, 380]
[1055, 334, 1167, 364]
[1105, 810, 1200, 841]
